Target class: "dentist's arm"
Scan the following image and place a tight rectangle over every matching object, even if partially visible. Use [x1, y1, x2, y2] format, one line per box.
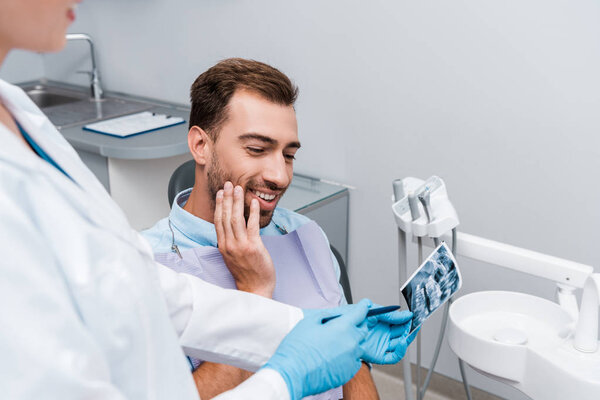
[209, 303, 368, 400]
[156, 263, 302, 371]
[215, 301, 371, 400]
[156, 265, 296, 398]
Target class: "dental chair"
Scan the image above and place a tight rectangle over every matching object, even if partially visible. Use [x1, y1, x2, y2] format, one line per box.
[168, 160, 354, 304]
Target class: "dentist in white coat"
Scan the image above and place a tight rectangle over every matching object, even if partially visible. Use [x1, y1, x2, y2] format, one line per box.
[0, 1, 415, 399]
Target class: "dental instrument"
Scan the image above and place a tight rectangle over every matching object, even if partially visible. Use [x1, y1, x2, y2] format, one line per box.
[321, 305, 401, 323]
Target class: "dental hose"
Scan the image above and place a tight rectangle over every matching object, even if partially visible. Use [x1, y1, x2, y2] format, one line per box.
[452, 231, 473, 400]
[418, 229, 473, 400]
[416, 236, 423, 400]
[398, 229, 414, 400]
[418, 236, 443, 399]
[416, 236, 442, 399]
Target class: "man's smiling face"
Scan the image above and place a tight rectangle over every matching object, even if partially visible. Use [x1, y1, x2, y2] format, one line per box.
[205, 89, 300, 228]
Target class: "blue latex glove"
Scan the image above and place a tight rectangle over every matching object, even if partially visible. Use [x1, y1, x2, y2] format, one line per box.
[263, 299, 371, 400]
[360, 305, 415, 364]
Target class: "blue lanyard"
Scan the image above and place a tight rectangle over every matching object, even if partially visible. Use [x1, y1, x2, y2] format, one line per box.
[16, 120, 73, 181]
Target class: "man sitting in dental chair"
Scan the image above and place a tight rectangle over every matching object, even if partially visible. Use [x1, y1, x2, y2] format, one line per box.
[143, 58, 379, 400]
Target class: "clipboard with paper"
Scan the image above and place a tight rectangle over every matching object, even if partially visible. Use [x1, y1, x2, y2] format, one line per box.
[83, 111, 185, 138]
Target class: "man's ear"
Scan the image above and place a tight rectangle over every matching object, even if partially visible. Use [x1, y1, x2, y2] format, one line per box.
[188, 126, 212, 166]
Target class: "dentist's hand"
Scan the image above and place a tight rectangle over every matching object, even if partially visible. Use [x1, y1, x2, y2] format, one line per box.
[214, 181, 275, 298]
[360, 305, 415, 364]
[263, 299, 371, 400]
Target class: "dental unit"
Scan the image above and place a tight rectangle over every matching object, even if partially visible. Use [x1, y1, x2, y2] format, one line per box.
[392, 176, 599, 400]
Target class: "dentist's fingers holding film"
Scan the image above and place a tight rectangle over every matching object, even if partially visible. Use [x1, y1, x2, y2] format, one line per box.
[360, 304, 414, 364]
[368, 308, 413, 327]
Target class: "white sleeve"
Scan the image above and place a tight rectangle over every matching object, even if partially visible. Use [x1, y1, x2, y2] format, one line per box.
[212, 368, 290, 400]
[155, 263, 304, 371]
[0, 191, 127, 399]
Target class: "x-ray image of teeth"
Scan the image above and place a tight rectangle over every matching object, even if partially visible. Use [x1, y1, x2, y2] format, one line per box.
[401, 243, 460, 331]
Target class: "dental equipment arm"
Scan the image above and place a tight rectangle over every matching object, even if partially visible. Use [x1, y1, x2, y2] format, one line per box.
[417, 231, 593, 321]
[418, 232, 592, 288]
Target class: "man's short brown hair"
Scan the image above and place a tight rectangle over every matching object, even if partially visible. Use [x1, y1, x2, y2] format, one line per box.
[189, 58, 299, 139]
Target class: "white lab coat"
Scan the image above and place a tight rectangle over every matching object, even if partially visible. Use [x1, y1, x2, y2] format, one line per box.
[0, 79, 301, 399]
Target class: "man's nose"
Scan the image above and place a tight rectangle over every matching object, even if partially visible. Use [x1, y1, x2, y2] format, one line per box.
[262, 154, 290, 189]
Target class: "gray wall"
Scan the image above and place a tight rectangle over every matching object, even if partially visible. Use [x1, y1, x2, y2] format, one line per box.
[8, 1, 600, 398]
[0, 50, 44, 83]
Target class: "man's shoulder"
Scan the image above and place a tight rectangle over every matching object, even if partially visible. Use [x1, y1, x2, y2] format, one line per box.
[140, 217, 171, 253]
[141, 209, 216, 253]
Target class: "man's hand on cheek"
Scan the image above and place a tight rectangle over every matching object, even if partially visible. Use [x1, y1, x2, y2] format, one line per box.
[214, 181, 276, 298]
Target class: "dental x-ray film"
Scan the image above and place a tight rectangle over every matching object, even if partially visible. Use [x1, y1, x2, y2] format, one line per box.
[400, 242, 462, 334]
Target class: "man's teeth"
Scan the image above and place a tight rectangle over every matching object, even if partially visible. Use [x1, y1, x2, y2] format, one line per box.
[253, 190, 276, 201]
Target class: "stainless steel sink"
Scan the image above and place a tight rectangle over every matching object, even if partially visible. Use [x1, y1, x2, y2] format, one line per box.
[21, 83, 153, 129]
[26, 87, 86, 108]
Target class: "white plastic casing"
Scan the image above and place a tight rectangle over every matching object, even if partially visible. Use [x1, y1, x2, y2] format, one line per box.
[391, 177, 424, 235]
[392, 176, 459, 237]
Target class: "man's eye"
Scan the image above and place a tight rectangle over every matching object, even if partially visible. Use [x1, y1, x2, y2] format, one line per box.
[247, 147, 264, 154]
[284, 154, 296, 161]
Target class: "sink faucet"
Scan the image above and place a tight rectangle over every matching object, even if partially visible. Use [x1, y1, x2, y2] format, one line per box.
[574, 273, 600, 353]
[65, 33, 103, 101]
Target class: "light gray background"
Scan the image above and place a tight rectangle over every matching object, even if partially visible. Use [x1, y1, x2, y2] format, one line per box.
[2, 1, 599, 398]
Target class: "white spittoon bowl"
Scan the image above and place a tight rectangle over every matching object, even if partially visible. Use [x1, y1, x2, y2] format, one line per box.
[448, 291, 600, 400]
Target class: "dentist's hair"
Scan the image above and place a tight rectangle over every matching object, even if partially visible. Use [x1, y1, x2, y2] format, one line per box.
[189, 58, 298, 139]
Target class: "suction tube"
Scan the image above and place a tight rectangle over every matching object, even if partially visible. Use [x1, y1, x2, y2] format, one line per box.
[416, 236, 423, 400]
[418, 234, 447, 398]
[395, 183, 414, 400]
[453, 229, 474, 400]
[419, 229, 472, 400]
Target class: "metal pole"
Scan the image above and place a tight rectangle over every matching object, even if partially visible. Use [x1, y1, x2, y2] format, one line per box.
[398, 229, 414, 400]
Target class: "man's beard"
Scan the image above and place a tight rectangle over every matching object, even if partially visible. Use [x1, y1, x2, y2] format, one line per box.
[207, 153, 231, 208]
[206, 154, 282, 228]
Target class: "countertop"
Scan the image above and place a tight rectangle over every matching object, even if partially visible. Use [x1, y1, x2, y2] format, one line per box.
[278, 174, 348, 212]
[19, 80, 191, 160]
